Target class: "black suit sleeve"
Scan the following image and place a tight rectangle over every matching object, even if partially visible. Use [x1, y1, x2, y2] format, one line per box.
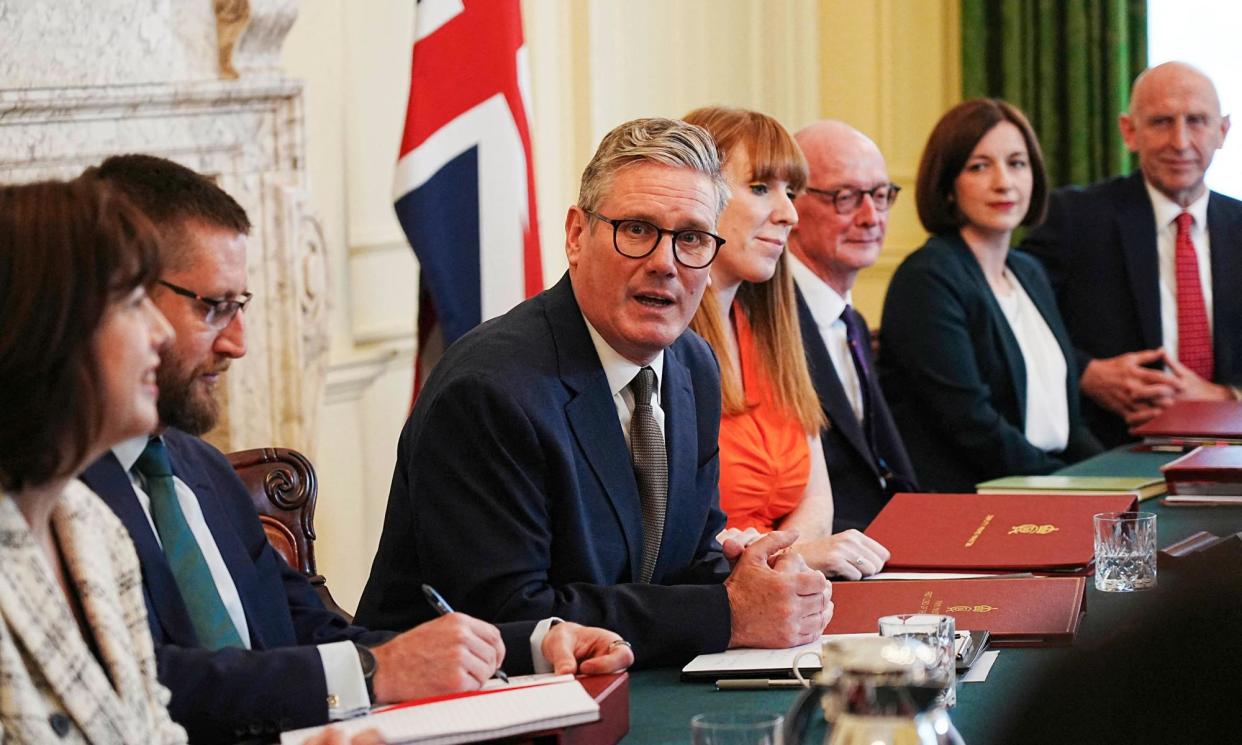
[881, 252, 1067, 480]
[395, 375, 731, 668]
[158, 641, 332, 742]
[159, 618, 538, 743]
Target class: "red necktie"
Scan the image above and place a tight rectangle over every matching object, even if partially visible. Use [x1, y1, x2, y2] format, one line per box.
[1174, 211, 1214, 380]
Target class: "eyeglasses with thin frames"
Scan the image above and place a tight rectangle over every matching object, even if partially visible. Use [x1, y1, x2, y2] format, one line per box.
[585, 210, 724, 269]
[157, 279, 253, 328]
[804, 183, 901, 215]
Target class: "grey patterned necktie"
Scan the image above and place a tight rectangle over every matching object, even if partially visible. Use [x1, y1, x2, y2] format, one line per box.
[628, 366, 667, 583]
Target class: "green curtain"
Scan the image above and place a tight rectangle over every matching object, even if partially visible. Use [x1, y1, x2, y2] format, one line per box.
[961, 0, 1147, 188]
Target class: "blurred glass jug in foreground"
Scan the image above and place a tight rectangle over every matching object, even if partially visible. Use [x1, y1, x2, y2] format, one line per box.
[786, 636, 965, 745]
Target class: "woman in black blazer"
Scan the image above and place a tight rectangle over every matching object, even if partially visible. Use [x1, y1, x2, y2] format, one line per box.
[878, 99, 1101, 492]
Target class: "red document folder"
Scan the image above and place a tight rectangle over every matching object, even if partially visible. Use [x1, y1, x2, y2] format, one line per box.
[1130, 400, 1242, 440]
[865, 492, 1137, 571]
[824, 577, 1087, 647]
[529, 673, 629, 745]
[1162, 446, 1242, 504]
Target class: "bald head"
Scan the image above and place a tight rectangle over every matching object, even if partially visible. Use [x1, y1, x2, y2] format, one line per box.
[1121, 61, 1230, 205]
[1129, 62, 1221, 118]
[789, 121, 891, 295]
[795, 121, 885, 179]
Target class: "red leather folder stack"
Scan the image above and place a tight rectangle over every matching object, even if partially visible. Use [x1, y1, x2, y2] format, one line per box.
[1162, 445, 1242, 505]
[1130, 400, 1242, 446]
[824, 576, 1088, 647]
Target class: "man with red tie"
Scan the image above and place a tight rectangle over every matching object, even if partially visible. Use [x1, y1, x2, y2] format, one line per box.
[1024, 61, 1241, 447]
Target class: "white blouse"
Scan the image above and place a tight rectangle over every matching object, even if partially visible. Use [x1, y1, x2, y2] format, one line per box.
[993, 270, 1069, 452]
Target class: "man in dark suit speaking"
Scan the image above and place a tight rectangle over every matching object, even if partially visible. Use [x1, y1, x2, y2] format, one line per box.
[1024, 61, 1242, 446]
[786, 121, 919, 532]
[80, 155, 632, 743]
[356, 118, 833, 667]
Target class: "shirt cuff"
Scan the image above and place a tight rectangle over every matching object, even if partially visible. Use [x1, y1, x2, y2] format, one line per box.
[318, 641, 370, 720]
[528, 617, 563, 674]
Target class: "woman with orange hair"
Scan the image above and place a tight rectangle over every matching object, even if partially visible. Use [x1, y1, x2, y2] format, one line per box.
[683, 106, 889, 579]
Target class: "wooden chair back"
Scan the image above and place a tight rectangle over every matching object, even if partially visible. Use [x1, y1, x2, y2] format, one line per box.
[226, 446, 352, 621]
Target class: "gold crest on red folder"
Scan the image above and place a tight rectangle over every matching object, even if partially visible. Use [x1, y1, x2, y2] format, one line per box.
[1008, 524, 1059, 535]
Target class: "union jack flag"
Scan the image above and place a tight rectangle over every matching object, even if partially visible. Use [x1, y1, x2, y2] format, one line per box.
[393, 0, 543, 399]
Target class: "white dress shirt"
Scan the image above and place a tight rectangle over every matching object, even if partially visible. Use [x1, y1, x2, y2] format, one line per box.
[583, 316, 666, 444]
[1145, 180, 1213, 363]
[788, 253, 864, 423]
[992, 272, 1070, 452]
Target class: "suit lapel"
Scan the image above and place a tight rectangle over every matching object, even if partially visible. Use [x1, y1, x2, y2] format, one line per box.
[0, 493, 132, 742]
[546, 278, 644, 581]
[794, 289, 874, 470]
[952, 236, 1027, 421]
[164, 432, 264, 647]
[1116, 173, 1162, 349]
[81, 454, 197, 645]
[653, 342, 696, 581]
[1208, 193, 1242, 376]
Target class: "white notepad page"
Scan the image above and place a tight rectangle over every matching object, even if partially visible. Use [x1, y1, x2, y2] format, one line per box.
[280, 677, 599, 745]
[681, 633, 874, 676]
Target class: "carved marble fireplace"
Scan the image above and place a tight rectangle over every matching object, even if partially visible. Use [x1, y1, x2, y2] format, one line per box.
[0, 0, 326, 456]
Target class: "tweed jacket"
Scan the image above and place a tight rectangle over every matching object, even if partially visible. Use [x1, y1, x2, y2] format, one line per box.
[0, 481, 185, 744]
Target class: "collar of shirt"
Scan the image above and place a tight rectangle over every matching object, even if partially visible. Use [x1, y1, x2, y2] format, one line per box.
[113, 433, 151, 472]
[582, 314, 664, 404]
[1145, 178, 1209, 236]
[788, 251, 851, 328]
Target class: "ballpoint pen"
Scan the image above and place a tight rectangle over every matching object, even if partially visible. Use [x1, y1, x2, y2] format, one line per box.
[715, 679, 807, 690]
[422, 583, 509, 683]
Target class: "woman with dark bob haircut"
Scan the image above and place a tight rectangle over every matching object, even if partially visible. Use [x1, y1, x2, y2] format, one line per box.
[877, 99, 1101, 492]
[0, 178, 184, 741]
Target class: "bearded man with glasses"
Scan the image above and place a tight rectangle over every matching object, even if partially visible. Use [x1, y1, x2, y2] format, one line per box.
[357, 118, 833, 667]
[787, 121, 920, 533]
[79, 155, 634, 742]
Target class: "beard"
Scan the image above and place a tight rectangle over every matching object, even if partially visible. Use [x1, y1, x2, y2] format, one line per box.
[156, 351, 225, 436]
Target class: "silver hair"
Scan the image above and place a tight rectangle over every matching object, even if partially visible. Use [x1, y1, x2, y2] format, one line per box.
[577, 117, 730, 217]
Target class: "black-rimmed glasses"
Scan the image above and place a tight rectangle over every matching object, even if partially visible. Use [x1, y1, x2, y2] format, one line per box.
[158, 279, 253, 328]
[585, 211, 724, 269]
[804, 183, 901, 215]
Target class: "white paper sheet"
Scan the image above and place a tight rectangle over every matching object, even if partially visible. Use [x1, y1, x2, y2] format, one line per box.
[280, 677, 597, 745]
[681, 634, 874, 676]
[961, 650, 1000, 683]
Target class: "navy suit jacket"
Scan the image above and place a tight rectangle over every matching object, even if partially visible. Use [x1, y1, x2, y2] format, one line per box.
[1022, 172, 1242, 446]
[355, 275, 733, 668]
[82, 429, 535, 743]
[794, 288, 918, 532]
[878, 234, 1101, 492]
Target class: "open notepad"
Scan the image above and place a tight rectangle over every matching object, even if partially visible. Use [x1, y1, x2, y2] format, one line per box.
[280, 674, 599, 745]
[682, 632, 986, 678]
[681, 634, 872, 678]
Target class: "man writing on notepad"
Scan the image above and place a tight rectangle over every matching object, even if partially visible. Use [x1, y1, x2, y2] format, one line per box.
[357, 117, 833, 667]
[79, 154, 633, 743]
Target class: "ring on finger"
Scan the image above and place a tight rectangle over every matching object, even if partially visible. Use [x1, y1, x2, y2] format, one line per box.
[608, 639, 632, 650]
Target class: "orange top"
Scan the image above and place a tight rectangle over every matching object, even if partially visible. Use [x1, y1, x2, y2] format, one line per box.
[718, 308, 811, 531]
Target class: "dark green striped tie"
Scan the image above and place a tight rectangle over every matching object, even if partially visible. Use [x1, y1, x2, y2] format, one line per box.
[134, 437, 244, 650]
